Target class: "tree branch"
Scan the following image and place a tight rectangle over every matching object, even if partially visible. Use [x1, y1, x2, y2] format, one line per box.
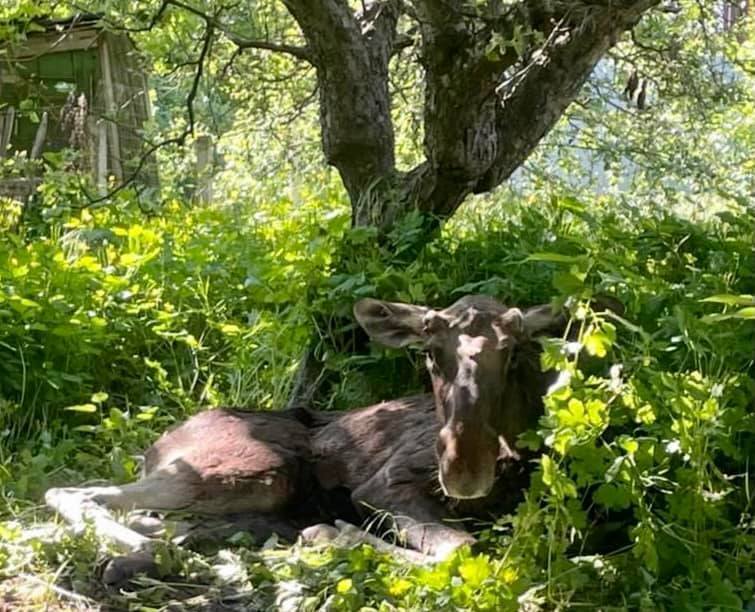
[70, 1, 311, 207]
[393, 0, 658, 220]
[99, 0, 312, 62]
[282, 0, 400, 205]
[227, 36, 311, 61]
[390, 0, 556, 219]
[476, 0, 659, 192]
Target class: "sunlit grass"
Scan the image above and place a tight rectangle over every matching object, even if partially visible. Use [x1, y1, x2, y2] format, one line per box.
[0, 187, 753, 609]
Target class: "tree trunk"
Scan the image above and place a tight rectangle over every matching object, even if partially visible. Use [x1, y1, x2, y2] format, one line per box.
[284, 0, 659, 407]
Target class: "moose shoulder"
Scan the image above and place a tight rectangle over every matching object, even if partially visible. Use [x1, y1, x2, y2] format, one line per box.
[45, 295, 613, 582]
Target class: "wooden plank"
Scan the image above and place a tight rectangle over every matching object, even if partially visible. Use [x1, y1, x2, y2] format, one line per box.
[104, 32, 158, 188]
[97, 119, 107, 194]
[0, 177, 41, 202]
[0, 112, 6, 158]
[194, 135, 213, 203]
[0, 70, 21, 85]
[0, 106, 15, 158]
[98, 38, 123, 181]
[10, 29, 100, 60]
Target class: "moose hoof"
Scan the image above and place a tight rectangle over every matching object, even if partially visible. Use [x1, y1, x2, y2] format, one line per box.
[101, 552, 159, 586]
[127, 513, 166, 536]
[431, 540, 468, 562]
[299, 523, 340, 544]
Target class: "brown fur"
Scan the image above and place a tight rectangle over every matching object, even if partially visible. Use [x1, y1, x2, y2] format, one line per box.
[142, 409, 310, 514]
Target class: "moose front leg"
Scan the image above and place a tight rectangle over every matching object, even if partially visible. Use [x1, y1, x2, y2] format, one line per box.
[46, 482, 308, 584]
[300, 520, 436, 564]
[45, 487, 162, 585]
[45, 487, 155, 551]
[351, 482, 475, 560]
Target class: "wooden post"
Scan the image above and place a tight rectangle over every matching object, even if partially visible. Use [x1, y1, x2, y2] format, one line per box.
[194, 135, 214, 204]
[0, 106, 15, 158]
[29, 111, 48, 159]
[98, 38, 123, 181]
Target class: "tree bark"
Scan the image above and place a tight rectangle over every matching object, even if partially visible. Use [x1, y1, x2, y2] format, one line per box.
[281, 0, 400, 209]
[283, 0, 657, 230]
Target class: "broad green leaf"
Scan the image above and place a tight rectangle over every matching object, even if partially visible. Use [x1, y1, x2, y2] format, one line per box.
[219, 323, 242, 335]
[459, 555, 491, 587]
[734, 306, 755, 319]
[584, 331, 611, 357]
[388, 578, 413, 597]
[541, 455, 555, 486]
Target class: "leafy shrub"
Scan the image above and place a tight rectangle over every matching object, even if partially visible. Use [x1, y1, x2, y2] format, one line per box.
[0, 178, 347, 494]
[0, 186, 752, 610]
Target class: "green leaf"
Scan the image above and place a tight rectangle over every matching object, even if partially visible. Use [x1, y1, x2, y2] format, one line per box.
[458, 555, 491, 587]
[65, 403, 97, 413]
[526, 252, 587, 264]
[594, 483, 633, 510]
[586, 399, 607, 426]
[541, 455, 555, 486]
[583, 331, 611, 357]
[734, 306, 755, 319]
[702, 306, 755, 323]
[553, 271, 585, 295]
[700, 294, 754, 306]
[219, 323, 242, 335]
[388, 578, 413, 597]
[619, 436, 639, 455]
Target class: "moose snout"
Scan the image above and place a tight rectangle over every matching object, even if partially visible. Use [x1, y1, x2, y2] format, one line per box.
[436, 425, 498, 499]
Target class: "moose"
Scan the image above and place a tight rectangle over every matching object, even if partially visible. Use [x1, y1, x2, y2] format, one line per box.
[45, 294, 614, 584]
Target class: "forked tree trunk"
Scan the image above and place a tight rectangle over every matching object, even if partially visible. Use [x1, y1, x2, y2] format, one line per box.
[283, 0, 659, 407]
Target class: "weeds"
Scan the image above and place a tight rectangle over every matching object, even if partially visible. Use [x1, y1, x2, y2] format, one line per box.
[0, 184, 753, 610]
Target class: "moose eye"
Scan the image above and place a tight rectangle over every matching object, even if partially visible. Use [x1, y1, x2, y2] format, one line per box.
[422, 311, 447, 335]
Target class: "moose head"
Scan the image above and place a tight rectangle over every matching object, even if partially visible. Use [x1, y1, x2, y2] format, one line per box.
[354, 295, 563, 500]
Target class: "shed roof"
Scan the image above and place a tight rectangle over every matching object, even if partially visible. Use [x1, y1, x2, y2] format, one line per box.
[6, 13, 105, 60]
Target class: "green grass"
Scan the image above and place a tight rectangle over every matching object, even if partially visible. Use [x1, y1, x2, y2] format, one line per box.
[0, 186, 753, 610]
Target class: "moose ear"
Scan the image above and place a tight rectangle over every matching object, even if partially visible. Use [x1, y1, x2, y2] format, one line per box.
[354, 298, 429, 348]
[493, 307, 526, 348]
[521, 303, 566, 337]
[495, 307, 524, 338]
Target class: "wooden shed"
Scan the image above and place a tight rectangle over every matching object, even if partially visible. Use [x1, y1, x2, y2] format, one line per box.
[0, 13, 156, 201]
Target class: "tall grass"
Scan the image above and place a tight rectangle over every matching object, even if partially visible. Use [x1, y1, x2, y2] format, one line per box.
[0, 184, 752, 609]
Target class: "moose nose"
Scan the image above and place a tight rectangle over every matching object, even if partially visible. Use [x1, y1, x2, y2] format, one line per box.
[437, 426, 497, 499]
[439, 461, 495, 499]
[444, 474, 493, 499]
